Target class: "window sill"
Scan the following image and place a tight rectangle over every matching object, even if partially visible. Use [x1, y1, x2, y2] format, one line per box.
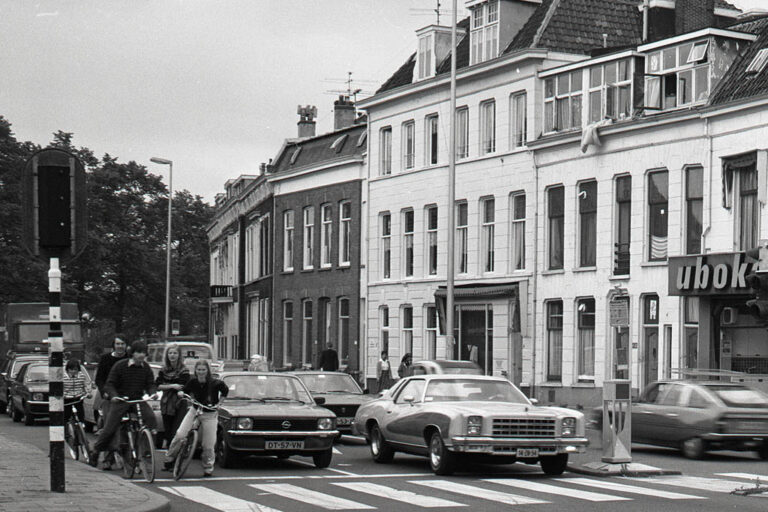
[280, 270, 294, 275]
[318, 266, 333, 272]
[541, 269, 565, 276]
[640, 260, 668, 267]
[339, 263, 351, 268]
[300, 268, 315, 273]
[572, 267, 597, 273]
[573, 381, 595, 388]
[609, 274, 630, 281]
[539, 382, 563, 387]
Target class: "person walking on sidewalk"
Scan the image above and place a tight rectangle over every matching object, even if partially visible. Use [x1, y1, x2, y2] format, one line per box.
[319, 342, 339, 372]
[89, 341, 157, 467]
[398, 353, 412, 379]
[155, 344, 190, 449]
[376, 351, 394, 392]
[163, 359, 228, 477]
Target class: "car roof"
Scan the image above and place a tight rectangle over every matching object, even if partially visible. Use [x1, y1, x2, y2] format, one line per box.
[407, 374, 508, 382]
[219, 371, 298, 378]
[149, 341, 212, 347]
[291, 371, 352, 376]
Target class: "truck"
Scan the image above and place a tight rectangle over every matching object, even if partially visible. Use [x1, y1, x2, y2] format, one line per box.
[0, 303, 85, 364]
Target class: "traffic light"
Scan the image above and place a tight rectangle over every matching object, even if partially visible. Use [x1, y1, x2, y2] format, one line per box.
[37, 165, 72, 248]
[745, 247, 768, 319]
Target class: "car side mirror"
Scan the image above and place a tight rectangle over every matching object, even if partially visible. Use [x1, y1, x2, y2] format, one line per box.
[314, 397, 326, 405]
[529, 398, 539, 405]
[403, 395, 415, 404]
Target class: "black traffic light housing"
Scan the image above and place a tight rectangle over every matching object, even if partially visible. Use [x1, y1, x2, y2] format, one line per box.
[745, 268, 768, 320]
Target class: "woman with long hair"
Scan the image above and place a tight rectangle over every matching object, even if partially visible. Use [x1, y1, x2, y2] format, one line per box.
[155, 344, 190, 449]
[163, 359, 228, 476]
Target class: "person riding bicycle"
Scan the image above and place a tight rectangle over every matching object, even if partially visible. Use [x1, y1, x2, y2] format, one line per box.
[63, 359, 90, 424]
[163, 359, 228, 477]
[89, 340, 158, 468]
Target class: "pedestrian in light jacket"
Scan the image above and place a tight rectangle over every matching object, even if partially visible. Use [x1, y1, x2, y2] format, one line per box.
[155, 344, 190, 449]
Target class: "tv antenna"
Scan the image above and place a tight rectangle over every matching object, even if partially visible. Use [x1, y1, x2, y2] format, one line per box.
[323, 71, 376, 102]
[409, 0, 452, 25]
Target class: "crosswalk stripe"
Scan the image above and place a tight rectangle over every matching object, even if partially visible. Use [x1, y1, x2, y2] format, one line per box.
[412, 480, 548, 505]
[250, 483, 375, 510]
[561, 477, 705, 500]
[484, 478, 630, 502]
[627, 475, 747, 493]
[333, 482, 466, 508]
[159, 486, 282, 512]
[716, 473, 768, 482]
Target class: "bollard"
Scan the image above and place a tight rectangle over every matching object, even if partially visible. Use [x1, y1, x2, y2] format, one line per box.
[48, 258, 65, 492]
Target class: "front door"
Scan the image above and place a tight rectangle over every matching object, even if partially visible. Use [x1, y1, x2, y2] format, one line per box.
[454, 305, 492, 374]
[644, 328, 658, 388]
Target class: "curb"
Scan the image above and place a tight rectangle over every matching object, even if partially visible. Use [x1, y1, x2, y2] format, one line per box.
[567, 462, 682, 478]
[78, 464, 172, 512]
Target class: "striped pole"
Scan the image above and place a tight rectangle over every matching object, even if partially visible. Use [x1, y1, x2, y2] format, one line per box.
[48, 257, 65, 492]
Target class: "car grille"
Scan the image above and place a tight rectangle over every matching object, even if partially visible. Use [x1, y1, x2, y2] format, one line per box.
[324, 404, 360, 417]
[492, 418, 556, 438]
[248, 419, 318, 431]
[726, 418, 768, 434]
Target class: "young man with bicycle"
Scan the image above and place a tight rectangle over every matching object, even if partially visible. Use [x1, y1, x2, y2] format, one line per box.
[89, 340, 158, 468]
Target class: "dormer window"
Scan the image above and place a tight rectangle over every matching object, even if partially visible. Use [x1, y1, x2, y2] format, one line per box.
[415, 25, 453, 81]
[746, 48, 768, 75]
[543, 70, 583, 134]
[588, 59, 633, 123]
[644, 39, 710, 111]
[470, 0, 499, 65]
[418, 33, 433, 79]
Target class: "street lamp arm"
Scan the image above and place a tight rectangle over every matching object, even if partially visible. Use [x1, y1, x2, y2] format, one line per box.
[150, 157, 173, 165]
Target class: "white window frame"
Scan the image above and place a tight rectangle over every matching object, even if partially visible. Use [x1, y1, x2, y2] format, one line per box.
[321, 203, 332, 268]
[644, 40, 710, 111]
[402, 209, 414, 278]
[425, 205, 438, 276]
[480, 99, 496, 154]
[381, 212, 391, 280]
[402, 121, 415, 170]
[456, 106, 469, 159]
[576, 297, 595, 381]
[588, 59, 632, 123]
[509, 192, 525, 271]
[509, 91, 527, 149]
[424, 305, 438, 360]
[259, 214, 270, 277]
[303, 206, 314, 270]
[425, 114, 439, 165]
[457, 201, 469, 275]
[283, 210, 294, 272]
[380, 126, 392, 175]
[470, 0, 499, 65]
[282, 301, 293, 366]
[338, 297, 350, 363]
[418, 33, 433, 79]
[544, 70, 583, 134]
[401, 305, 413, 356]
[302, 299, 313, 365]
[339, 201, 351, 267]
[481, 196, 495, 273]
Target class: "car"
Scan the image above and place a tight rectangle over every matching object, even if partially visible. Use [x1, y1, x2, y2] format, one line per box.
[409, 360, 484, 376]
[591, 380, 768, 459]
[291, 371, 374, 435]
[215, 372, 338, 468]
[353, 374, 588, 476]
[1, 354, 48, 414]
[9, 360, 94, 426]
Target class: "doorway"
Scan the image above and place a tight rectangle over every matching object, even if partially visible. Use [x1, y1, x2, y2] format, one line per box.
[452, 304, 493, 374]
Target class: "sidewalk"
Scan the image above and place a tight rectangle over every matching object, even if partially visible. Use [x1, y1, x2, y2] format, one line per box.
[0, 431, 169, 512]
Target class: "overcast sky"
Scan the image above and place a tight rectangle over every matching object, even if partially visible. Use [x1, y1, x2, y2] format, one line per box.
[1, 0, 766, 202]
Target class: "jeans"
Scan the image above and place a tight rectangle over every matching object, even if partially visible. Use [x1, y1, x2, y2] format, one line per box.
[165, 408, 218, 472]
[93, 401, 157, 453]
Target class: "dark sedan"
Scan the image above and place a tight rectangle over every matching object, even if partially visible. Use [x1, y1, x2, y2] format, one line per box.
[216, 372, 338, 468]
[1, 354, 47, 415]
[9, 361, 51, 425]
[292, 371, 373, 435]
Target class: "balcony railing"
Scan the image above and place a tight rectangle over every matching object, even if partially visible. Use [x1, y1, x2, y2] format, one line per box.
[614, 242, 630, 276]
[210, 285, 233, 302]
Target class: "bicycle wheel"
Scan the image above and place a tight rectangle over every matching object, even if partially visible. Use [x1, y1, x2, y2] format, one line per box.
[137, 428, 156, 483]
[173, 429, 198, 481]
[75, 422, 91, 464]
[121, 431, 137, 479]
[65, 422, 78, 460]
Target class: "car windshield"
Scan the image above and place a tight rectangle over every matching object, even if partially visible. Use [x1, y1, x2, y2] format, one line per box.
[707, 385, 768, 408]
[223, 375, 312, 403]
[11, 359, 46, 378]
[297, 374, 361, 394]
[25, 365, 49, 382]
[18, 323, 81, 344]
[424, 379, 529, 404]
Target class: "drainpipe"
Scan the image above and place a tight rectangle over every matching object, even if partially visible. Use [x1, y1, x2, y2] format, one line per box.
[643, 0, 649, 42]
[702, 118, 712, 251]
[530, 148, 540, 400]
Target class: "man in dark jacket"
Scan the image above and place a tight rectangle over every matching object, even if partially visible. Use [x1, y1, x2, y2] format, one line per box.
[319, 342, 339, 371]
[94, 334, 128, 396]
[89, 340, 157, 467]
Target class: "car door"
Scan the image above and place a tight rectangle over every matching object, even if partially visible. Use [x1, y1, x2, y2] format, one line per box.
[674, 385, 716, 441]
[383, 379, 426, 448]
[11, 365, 29, 412]
[632, 382, 664, 444]
[644, 383, 686, 446]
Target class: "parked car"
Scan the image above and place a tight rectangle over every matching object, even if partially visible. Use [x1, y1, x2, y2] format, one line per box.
[591, 380, 768, 459]
[409, 360, 484, 376]
[215, 372, 338, 468]
[9, 360, 94, 425]
[147, 341, 221, 374]
[1, 354, 47, 414]
[292, 371, 373, 435]
[353, 374, 587, 475]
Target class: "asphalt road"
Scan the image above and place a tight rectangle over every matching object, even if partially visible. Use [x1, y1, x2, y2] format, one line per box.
[4, 415, 768, 512]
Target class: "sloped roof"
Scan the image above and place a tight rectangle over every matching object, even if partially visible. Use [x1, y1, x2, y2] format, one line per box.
[376, 53, 416, 94]
[710, 16, 768, 106]
[436, 17, 472, 75]
[271, 124, 367, 175]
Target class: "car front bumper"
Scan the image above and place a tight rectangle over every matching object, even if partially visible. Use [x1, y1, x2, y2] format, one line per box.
[450, 436, 589, 455]
[700, 432, 768, 449]
[225, 430, 339, 453]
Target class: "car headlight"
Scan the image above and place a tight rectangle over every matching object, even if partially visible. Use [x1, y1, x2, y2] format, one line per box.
[467, 415, 482, 435]
[33, 392, 44, 401]
[236, 417, 253, 430]
[561, 417, 576, 437]
[317, 418, 334, 430]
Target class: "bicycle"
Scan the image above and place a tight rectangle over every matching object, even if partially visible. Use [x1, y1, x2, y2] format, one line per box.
[112, 397, 156, 483]
[173, 393, 218, 481]
[64, 396, 90, 464]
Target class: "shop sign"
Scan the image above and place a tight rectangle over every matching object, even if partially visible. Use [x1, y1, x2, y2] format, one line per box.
[668, 252, 754, 296]
[609, 297, 629, 327]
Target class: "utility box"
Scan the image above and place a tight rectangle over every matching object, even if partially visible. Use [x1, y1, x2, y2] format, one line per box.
[602, 379, 632, 463]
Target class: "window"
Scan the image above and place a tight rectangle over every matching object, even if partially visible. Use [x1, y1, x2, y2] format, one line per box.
[303, 207, 314, 269]
[544, 71, 583, 133]
[322, 299, 332, 348]
[426, 206, 438, 275]
[425, 305, 438, 360]
[510, 92, 527, 148]
[282, 301, 293, 366]
[683, 297, 698, 370]
[456, 107, 469, 158]
[614, 175, 631, 275]
[381, 213, 391, 279]
[588, 59, 632, 123]
[418, 33, 433, 79]
[546, 301, 563, 381]
[645, 41, 710, 110]
[338, 298, 350, 363]
[746, 48, 768, 74]
[321, 204, 332, 268]
[302, 300, 313, 365]
[577, 298, 595, 380]
[738, 166, 759, 251]
[426, 114, 439, 165]
[401, 306, 413, 355]
[457, 202, 468, 274]
[380, 306, 390, 354]
[259, 215, 270, 277]
[402, 121, 415, 170]
[283, 211, 294, 271]
[245, 223, 257, 282]
[395, 379, 425, 403]
[510, 193, 525, 270]
[481, 197, 495, 272]
[470, 0, 499, 65]
[548, 186, 564, 270]
[480, 100, 496, 154]
[578, 181, 597, 267]
[403, 209, 414, 278]
[648, 170, 668, 261]
[339, 201, 351, 266]
[685, 166, 703, 254]
[380, 127, 392, 175]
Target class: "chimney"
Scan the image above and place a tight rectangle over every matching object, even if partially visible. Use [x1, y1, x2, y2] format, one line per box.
[675, 0, 715, 35]
[333, 95, 355, 131]
[297, 105, 317, 138]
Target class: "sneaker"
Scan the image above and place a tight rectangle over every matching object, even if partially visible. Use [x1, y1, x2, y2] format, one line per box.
[203, 471, 213, 477]
[87, 450, 99, 468]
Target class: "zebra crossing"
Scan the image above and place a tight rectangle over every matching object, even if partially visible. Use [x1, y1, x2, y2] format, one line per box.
[158, 471, 768, 511]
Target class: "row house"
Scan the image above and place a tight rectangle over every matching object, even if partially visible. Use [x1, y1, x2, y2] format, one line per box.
[358, 0, 768, 405]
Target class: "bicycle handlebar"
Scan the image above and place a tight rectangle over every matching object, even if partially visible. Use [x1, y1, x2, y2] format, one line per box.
[113, 396, 153, 404]
[178, 393, 219, 412]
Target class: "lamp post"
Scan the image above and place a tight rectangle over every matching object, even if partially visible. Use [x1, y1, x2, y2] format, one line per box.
[150, 157, 173, 339]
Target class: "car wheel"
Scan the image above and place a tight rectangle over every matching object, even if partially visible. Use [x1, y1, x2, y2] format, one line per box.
[216, 432, 237, 468]
[681, 437, 706, 459]
[7, 396, 15, 419]
[23, 406, 35, 426]
[756, 443, 768, 460]
[313, 448, 333, 469]
[12, 403, 22, 423]
[369, 424, 394, 463]
[540, 454, 568, 475]
[428, 431, 456, 476]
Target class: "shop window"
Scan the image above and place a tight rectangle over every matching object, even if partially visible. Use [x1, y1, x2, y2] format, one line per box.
[683, 297, 698, 370]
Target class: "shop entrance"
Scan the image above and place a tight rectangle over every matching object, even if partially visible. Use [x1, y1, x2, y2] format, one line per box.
[452, 304, 493, 374]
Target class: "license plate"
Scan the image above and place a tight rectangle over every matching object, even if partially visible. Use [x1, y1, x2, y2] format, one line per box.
[266, 441, 304, 450]
[337, 417, 353, 425]
[516, 448, 539, 458]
